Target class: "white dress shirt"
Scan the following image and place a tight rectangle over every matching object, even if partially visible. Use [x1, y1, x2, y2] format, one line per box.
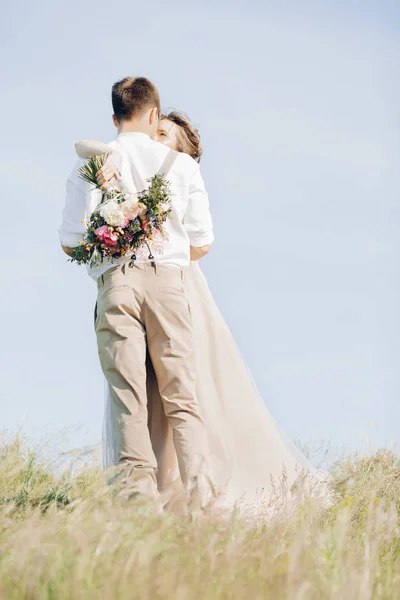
[59, 132, 214, 281]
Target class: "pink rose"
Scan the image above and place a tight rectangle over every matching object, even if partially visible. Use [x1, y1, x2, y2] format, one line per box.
[95, 225, 119, 246]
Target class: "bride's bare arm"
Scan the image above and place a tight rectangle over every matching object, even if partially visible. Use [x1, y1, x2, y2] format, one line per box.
[75, 140, 111, 158]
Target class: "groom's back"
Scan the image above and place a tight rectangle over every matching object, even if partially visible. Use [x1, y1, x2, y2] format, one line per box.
[107, 132, 213, 273]
[111, 133, 196, 190]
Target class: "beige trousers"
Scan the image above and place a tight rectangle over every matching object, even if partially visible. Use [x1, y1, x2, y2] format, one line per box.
[95, 262, 211, 504]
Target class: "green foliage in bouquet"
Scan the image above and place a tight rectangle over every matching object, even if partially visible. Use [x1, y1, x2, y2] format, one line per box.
[69, 154, 172, 268]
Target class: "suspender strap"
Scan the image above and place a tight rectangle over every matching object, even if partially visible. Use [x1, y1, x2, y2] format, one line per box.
[127, 156, 147, 194]
[127, 149, 178, 194]
[157, 149, 179, 178]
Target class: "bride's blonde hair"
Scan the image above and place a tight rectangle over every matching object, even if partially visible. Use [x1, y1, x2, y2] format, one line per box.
[161, 111, 203, 162]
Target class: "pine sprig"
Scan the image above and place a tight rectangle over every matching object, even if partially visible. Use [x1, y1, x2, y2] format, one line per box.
[77, 154, 109, 187]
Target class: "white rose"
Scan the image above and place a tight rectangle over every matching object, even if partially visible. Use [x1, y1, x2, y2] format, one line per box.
[99, 201, 126, 227]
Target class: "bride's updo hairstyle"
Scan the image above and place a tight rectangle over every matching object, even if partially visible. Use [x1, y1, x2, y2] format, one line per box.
[162, 111, 203, 162]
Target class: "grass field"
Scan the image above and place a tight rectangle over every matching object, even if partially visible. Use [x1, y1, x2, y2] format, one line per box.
[0, 434, 399, 599]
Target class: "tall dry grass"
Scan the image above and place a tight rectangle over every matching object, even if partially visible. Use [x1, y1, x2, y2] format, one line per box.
[0, 433, 399, 599]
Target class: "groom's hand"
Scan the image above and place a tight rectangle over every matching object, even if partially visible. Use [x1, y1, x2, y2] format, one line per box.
[61, 244, 75, 257]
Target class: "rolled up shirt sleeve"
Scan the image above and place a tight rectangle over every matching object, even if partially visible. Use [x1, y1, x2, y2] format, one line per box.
[183, 163, 214, 247]
[59, 160, 102, 248]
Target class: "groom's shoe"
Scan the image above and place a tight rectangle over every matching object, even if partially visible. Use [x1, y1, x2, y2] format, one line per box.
[107, 464, 161, 507]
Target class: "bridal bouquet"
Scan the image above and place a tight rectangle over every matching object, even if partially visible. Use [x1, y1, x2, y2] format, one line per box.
[69, 154, 171, 268]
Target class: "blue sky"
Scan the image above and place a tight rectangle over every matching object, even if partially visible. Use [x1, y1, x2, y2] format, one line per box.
[2, 0, 399, 460]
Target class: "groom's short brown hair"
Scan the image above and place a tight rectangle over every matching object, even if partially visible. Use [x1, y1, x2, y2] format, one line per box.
[112, 77, 161, 122]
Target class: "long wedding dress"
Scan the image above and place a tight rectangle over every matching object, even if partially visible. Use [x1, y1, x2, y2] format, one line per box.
[103, 260, 326, 508]
[74, 140, 328, 510]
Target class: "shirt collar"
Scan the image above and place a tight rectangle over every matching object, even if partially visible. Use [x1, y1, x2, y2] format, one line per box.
[117, 132, 151, 142]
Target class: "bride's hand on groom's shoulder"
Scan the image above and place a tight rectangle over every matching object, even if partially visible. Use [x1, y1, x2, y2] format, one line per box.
[74, 140, 123, 191]
[96, 151, 123, 191]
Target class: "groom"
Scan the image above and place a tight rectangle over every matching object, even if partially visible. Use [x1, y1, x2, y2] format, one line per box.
[59, 77, 214, 507]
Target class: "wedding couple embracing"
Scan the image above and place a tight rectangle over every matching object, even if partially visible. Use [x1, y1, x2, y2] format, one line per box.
[59, 76, 327, 515]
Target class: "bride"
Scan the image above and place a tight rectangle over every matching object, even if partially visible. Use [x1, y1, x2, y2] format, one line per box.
[76, 112, 327, 511]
